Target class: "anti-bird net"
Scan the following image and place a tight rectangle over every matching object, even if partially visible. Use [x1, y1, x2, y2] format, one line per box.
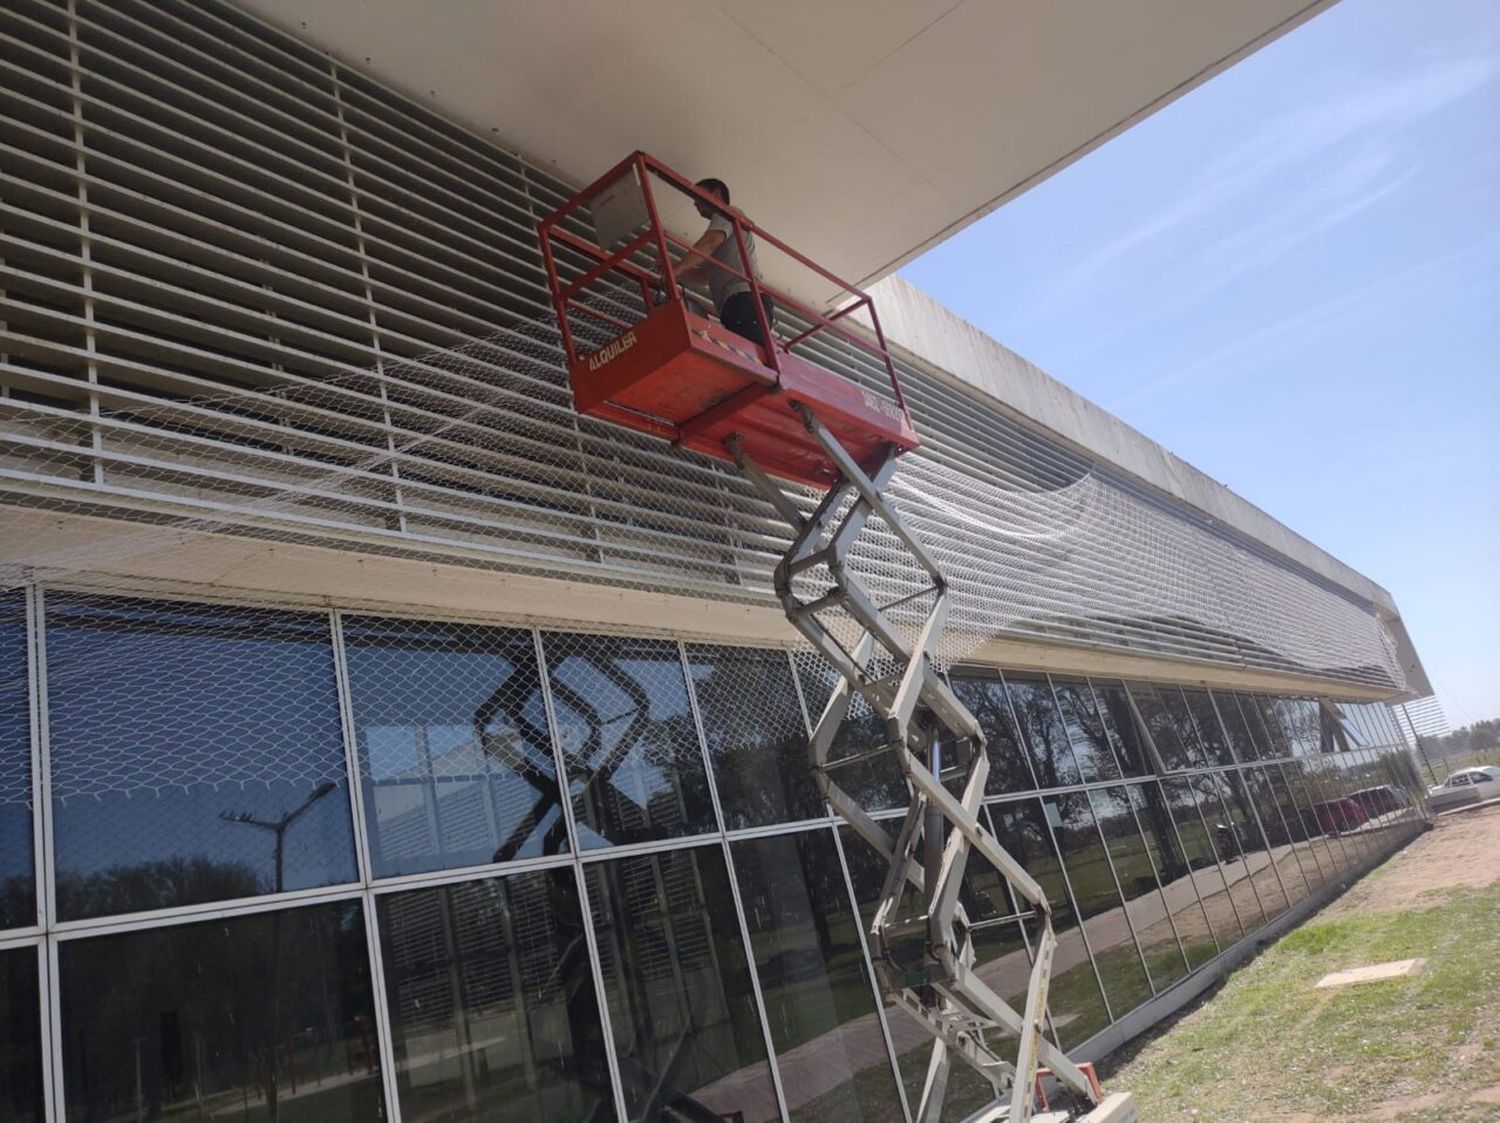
[0, 314, 1406, 696]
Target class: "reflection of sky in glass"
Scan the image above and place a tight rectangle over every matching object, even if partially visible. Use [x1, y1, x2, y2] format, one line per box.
[560, 656, 691, 793]
[366, 725, 420, 780]
[0, 592, 34, 928]
[44, 595, 357, 918]
[343, 616, 565, 877]
[545, 636, 714, 848]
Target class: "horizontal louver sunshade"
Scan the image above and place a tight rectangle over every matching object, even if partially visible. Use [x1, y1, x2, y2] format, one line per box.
[0, 0, 1402, 691]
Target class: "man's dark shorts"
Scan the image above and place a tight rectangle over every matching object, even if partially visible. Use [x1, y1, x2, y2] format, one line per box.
[720, 291, 776, 346]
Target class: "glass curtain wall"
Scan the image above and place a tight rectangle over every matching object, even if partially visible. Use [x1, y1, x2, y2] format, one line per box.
[3, 589, 1428, 1122]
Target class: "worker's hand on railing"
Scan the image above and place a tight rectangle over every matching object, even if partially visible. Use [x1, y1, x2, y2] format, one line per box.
[652, 281, 714, 318]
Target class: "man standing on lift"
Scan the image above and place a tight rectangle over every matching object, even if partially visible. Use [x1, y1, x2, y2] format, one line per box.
[673, 178, 775, 347]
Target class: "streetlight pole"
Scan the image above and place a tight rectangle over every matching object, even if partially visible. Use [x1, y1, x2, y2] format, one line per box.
[221, 781, 338, 1120]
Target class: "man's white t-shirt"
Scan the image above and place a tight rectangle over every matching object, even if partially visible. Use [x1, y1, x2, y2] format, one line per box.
[705, 212, 762, 314]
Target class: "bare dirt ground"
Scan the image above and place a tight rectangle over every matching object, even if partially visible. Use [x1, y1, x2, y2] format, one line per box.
[1109, 805, 1500, 1122]
[1325, 803, 1500, 917]
[1329, 805, 1500, 1121]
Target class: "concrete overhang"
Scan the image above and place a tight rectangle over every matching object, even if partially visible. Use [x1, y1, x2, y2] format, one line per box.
[237, 0, 1335, 305]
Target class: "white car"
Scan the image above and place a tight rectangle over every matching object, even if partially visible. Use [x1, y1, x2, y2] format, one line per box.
[1426, 766, 1500, 810]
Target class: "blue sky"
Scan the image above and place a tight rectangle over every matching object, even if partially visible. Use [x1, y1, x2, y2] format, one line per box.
[901, 0, 1498, 728]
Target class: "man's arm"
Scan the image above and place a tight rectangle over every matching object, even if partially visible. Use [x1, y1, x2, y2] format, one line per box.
[675, 215, 732, 284]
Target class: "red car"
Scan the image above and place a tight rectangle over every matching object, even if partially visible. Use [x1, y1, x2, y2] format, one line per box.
[1310, 797, 1367, 834]
[1350, 785, 1409, 818]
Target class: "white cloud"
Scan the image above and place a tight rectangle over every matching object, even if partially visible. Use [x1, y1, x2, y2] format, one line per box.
[1019, 52, 1498, 318]
[1106, 236, 1499, 414]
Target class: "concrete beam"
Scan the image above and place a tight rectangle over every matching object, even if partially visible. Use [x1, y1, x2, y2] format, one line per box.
[870, 274, 1403, 617]
[1, 508, 1406, 702]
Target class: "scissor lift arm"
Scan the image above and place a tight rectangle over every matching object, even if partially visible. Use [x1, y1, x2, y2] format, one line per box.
[735, 407, 1136, 1123]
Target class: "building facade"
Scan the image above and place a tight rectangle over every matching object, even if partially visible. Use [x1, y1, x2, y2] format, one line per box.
[0, 1, 1430, 1121]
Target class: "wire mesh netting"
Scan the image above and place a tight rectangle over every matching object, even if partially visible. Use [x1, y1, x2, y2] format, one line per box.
[0, 0, 1405, 696]
[684, 643, 825, 830]
[0, 589, 35, 928]
[542, 630, 719, 850]
[0, 315, 1406, 695]
[40, 592, 359, 919]
[0, 591, 31, 813]
[44, 593, 349, 800]
[341, 613, 567, 878]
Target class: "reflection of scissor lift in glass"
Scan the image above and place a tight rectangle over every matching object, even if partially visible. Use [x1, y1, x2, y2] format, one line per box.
[539, 152, 1137, 1123]
[481, 653, 730, 1120]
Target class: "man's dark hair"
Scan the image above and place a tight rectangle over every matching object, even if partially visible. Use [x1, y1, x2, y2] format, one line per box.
[695, 177, 730, 204]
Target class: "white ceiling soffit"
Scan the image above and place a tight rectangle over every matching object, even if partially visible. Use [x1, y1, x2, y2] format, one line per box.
[239, 0, 1334, 305]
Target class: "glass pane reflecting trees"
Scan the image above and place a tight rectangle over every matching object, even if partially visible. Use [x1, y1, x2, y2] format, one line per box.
[1240, 766, 1311, 906]
[731, 830, 903, 1122]
[59, 902, 385, 1121]
[1158, 778, 1247, 948]
[989, 799, 1110, 1048]
[2, 947, 42, 1122]
[46, 595, 357, 919]
[1261, 764, 1329, 893]
[1276, 761, 1342, 881]
[378, 870, 614, 1121]
[1126, 683, 1196, 771]
[1272, 699, 1322, 757]
[588, 847, 778, 1121]
[1090, 786, 1189, 992]
[1044, 794, 1151, 1021]
[1246, 695, 1294, 759]
[951, 673, 1039, 794]
[0, 591, 34, 930]
[1006, 673, 1082, 788]
[1126, 783, 1219, 969]
[1213, 693, 1261, 763]
[1092, 681, 1151, 777]
[1180, 689, 1235, 767]
[1053, 679, 1122, 783]
[1193, 772, 1278, 924]
[344, 616, 566, 878]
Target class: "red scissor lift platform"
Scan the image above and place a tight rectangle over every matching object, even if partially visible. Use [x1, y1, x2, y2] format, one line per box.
[537, 156, 1132, 1122]
[536, 152, 918, 489]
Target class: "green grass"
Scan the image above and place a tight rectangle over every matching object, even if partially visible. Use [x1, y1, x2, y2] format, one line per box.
[1104, 886, 1500, 1121]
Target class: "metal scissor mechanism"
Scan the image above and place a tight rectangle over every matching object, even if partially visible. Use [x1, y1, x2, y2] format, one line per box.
[733, 404, 1135, 1123]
